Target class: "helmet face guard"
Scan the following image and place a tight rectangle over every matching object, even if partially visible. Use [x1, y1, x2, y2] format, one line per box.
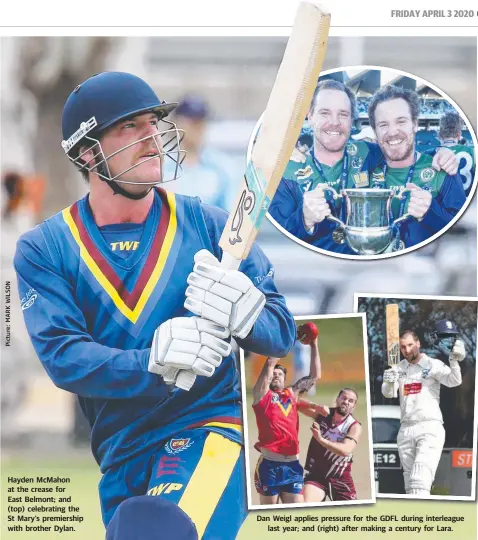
[63, 116, 185, 187]
[61, 72, 186, 198]
[431, 319, 460, 356]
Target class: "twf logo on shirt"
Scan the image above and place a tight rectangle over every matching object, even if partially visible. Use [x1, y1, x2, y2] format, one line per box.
[110, 241, 140, 252]
[404, 382, 422, 396]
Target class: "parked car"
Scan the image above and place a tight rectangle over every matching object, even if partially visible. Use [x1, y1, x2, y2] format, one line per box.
[371, 405, 405, 495]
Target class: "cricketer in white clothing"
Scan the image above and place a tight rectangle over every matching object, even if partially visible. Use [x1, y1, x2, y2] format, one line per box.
[382, 327, 465, 496]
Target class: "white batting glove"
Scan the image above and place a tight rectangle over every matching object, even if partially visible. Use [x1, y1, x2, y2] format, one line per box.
[303, 186, 331, 230]
[406, 183, 432, 220]
[449, 339, 466, 362]
[383, 368, 399, 384]
[148, 317, 232, 385]
[184, 250, 265, 339]
[432, 147, 458, 176]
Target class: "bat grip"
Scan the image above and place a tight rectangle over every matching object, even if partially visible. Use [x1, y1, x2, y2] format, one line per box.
[220, 250, 242, 271]
[391, 365, 399, 398]
[175, 251, 242, 390]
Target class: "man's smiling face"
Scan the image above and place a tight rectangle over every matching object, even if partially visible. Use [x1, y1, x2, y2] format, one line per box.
[374, 98, 418, 165]
[308, 88, 353, 154]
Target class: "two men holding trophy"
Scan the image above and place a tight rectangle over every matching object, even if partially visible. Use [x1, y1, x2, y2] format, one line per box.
[268, 77, 469, 256]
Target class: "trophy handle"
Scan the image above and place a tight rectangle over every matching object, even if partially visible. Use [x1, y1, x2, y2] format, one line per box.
[314, 184, 346, 227]
[315, 183, 341, 200]
[392, 187, 413, 226]
[327, 215, 345, 227]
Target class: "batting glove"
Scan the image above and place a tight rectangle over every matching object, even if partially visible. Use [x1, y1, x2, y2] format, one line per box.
[148, 317, 232, 385]
[184, 250, 265, 339]
[383, 368, 399, 384]
[449, 339, 466, 362]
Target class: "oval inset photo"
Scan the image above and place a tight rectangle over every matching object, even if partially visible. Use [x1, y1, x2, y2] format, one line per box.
[250, 66, 477, 260]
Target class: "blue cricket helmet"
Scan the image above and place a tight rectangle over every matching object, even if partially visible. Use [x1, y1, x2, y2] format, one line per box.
[432, 319, 460, 356]
[435, 320, 460, 336]
[61, 71, 177, 154]
[60, 72, 184, 199]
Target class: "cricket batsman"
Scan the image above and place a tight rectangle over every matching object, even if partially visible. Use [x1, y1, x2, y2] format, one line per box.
[13, 72, 296, 539]
[381, 322, 465, 496]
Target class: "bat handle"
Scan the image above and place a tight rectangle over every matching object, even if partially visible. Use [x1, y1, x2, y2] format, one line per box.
[220, 250, 242, 271]
[391, 365, 399, 398]
[175, 251, 242, 390]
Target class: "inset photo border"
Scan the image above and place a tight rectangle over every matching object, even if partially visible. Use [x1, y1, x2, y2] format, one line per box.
[354, 293, 477, 501]
[240, 312, 375, 510]
[248, 66, 477, 261]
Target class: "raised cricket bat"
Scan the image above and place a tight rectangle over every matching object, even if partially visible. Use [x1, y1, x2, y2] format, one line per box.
[175, 1, 331, 390]
[386, 304, 400, 398]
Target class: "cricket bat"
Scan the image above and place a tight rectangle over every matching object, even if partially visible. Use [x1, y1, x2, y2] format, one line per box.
[175, 1, 331, 391]
[386, 304, 400, 398]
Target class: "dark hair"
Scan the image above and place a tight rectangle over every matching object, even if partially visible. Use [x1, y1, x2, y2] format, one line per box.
[310, 79, 357, 119]
[338, 388, 358, 401]
[400, 329, 419, 341]
[73, 138, 101, 183]
[274, 364, 287, 378]
[439, 111, 463, 140]
[298, 132, 313, 148]
[368, 85, 420, 129]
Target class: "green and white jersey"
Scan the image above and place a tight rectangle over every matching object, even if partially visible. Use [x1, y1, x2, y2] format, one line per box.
[283, 141, 373, 195]
[447, 144, 475, 195]
[372, 153, 448, 217]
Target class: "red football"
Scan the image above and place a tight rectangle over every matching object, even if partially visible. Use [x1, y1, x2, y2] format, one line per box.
[297, 322, 319, 345]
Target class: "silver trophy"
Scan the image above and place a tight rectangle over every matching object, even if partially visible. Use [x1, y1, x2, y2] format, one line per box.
[320, 186, 412, 255]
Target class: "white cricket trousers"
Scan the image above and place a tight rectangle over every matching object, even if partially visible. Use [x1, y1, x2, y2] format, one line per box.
[397, 420, 445, 496]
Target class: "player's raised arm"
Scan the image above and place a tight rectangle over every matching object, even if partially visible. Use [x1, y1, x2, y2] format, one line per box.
[291, 325, 321, 398]
[311, 421, 362, 457]
[432, 340, 465, 388]
[308, 334, 321, 381]
[15, 232, 165, 399]
[252, 357, 279, 405]
[297, 398, 329, 419]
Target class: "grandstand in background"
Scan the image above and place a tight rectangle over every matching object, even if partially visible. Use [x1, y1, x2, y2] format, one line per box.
[322, 68, 474, 145]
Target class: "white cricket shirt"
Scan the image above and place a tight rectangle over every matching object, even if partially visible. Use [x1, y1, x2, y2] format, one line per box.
[382, 353, 462, 425]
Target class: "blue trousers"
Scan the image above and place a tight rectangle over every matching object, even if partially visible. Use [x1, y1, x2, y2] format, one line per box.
[100, 429, 246, 539]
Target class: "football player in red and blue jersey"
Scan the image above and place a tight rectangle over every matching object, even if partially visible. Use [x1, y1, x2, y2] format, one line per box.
[252, 334, 321, 504]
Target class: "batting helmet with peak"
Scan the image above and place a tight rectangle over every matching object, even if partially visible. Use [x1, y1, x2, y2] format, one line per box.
[435, 320, 460, 336]
[61, 72, 184, 199]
